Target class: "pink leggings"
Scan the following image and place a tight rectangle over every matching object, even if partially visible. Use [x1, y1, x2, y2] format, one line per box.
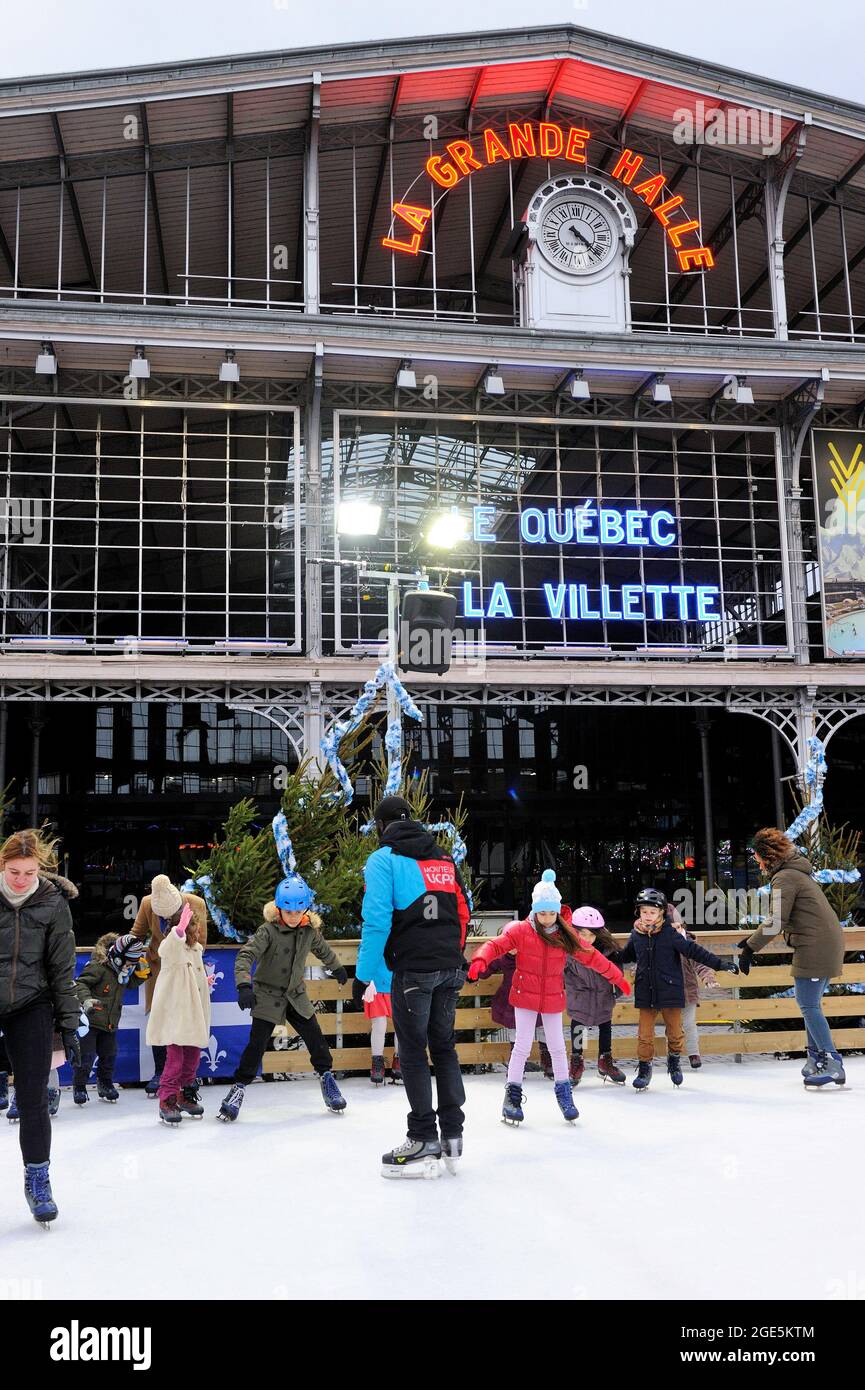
[508, 1008, 568, 1084]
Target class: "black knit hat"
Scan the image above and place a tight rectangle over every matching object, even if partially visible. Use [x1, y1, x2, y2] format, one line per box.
[374, 795, 413, 826]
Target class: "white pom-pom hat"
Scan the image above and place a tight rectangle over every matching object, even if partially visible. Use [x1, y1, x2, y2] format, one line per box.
[151, 874, 183, 919]
[531, 868, 562, 914]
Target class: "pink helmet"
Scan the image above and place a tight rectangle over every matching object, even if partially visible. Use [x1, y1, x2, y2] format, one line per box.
[571, 905, 605, 932]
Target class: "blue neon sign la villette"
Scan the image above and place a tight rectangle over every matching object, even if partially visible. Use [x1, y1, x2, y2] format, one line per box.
[463, 502, 721, 623]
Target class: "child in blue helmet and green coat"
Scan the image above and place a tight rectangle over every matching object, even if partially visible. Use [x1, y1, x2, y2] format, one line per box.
[217, 873, 350, 1122]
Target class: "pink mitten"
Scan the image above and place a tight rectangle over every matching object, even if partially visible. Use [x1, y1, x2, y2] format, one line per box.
[174, 903, 193, 938]
[362, 981, 377, 1004]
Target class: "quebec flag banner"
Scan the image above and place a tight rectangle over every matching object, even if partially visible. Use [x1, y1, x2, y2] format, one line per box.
[63, 946, 247, 1084]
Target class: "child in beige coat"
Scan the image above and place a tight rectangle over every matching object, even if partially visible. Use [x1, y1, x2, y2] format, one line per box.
[146, 906, 211, 1125]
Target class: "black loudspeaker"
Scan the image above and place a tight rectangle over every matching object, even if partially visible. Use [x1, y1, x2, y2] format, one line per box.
[398, 588, 458, 674]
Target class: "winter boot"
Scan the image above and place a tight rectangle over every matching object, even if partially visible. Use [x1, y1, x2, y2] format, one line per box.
[177, 1086, 204, 1119]
[554, 1079, 579, 1122]
[389, 1053, 402, 1084]
[502, 1082, 525, 1124]
[144, 1073, 162, 1099]
[633, 1060, 653, 1091]
[370, 1055, 385, 1085]
[158, 1094, 183, 1126]
[688, 1055, 702, 1070]
[216, 1083, 245, 1122]
[441, 1135, 462, 1175]
[804, 1051, 846, 1088]
[97, 1080, 119, 1103]
[24, 1161, 58, 1225]
[801, 1048, 821, 1079]
[73, 1085, 88, 1106]
[381, 1137, 442, 1180]
[570, 1051, 585, 1086]
[0, 1072, 8, 1112]
[7, 1089, 19, 1122]
[47, 1086, 61, 1116]
[598, 1052, 626, 1084]
[667, 1053, 683, 1087]
[319, 1071, 347, 1113]
[538, 1042, 554, 1080]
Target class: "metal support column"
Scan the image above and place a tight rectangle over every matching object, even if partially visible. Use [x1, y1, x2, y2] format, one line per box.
[28, 707, 43, 826]
[303, 72, 322, 314]
[764, 124, 807, 340]
[696, 713, 716, 888]
[771, 726, 786, 828]
[305, 342, 324, 662]
[302, 680, 326, 774]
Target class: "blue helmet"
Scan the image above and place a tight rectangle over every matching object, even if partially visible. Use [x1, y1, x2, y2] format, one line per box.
[274, 874, 315, 913]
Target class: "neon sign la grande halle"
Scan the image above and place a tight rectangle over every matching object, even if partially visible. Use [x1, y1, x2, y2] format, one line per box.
[382, 122, 714, 273]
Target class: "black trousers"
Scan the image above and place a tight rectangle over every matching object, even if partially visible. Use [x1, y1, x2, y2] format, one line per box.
[73, 1029, 118, 1088]
[235, 1004, 332, 1084]
[392, 967, 466, 1143]
[0, 996, 53, 1165]
[571, 1018, 612, 1054]
[150, 1044, 167, 1076]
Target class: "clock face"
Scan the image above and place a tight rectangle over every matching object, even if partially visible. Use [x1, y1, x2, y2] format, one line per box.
[537, 198, 617, 274]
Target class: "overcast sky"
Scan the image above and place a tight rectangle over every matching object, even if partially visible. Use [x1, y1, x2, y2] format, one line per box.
[0, 0, 860, 106]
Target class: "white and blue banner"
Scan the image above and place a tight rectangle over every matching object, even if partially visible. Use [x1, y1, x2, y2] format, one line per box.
[61, 947, 248, 1085]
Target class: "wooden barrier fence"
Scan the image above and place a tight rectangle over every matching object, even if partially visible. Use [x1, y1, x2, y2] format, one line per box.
[262, 929, 865, 1074]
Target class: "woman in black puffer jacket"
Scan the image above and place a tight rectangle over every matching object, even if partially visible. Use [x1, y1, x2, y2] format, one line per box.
[0, 828, 82, 1224]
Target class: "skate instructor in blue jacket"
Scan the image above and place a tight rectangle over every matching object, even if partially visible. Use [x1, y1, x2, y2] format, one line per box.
[355, 795, 472, 1179]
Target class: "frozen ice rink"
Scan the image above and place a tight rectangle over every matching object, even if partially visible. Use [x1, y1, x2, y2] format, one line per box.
[1, 1056, 861, 1302]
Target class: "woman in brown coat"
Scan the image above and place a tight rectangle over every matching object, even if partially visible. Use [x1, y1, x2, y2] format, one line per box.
[740, 827, 846, 1087]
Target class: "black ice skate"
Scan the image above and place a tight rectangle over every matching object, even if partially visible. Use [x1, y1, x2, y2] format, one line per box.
[47, 1086, 61, 1116]
[804, 1052, 846, 1088]
[24, 1162, 58, 1225]
[97, 1080, 119, 1103]
[216, 1083, 245, 1122]
[73, 1085, 88, 1105]
[667, 1054, 683, 1087]
[554, 1079, 579, 1122]
[159, 1094, 183, 1126]
[502, 1082, 525, 1124]
[389, 1053, 402, 1084]
[319, 1071, 347, 1112]
[370, 1055, 385, 1085]
[598, 1052, 626, 1084]
[0, 1072, 8, 1112]
[381, 1137, 442, 1180]
[177, 1086, 204, 1118]
[633, 1061, 652, 1091]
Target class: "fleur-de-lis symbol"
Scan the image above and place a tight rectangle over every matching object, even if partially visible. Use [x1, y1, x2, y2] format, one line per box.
[201, 1034, 227, 1073]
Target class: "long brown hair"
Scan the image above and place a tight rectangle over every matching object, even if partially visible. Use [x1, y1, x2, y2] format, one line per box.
[582, 925, 619, 957]
[0, 827, 59, 873]
[533, 912, 582, 956]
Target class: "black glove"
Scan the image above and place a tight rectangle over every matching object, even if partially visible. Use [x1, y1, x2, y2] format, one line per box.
[237, 982, 255, 1011]
[737, 940, 754, 976]
[332, 965, 348, 987]
[718, 960, 740, 975]
[61, 1029, 81, 1069]
[352, 977, 369, 1009]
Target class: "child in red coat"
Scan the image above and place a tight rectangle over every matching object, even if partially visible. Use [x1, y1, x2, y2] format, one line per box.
[468, 870, 630, 1124]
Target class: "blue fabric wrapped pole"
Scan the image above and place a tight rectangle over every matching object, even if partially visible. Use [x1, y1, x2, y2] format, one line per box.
[272, 811, 297, 876]
[319, 660, 422, 806]
[181, 874, 246, 943]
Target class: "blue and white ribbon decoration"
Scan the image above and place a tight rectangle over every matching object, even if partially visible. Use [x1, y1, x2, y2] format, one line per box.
[272, 810, 297, 876]
[783, 735, 860, 886]
[319, 660, 422, 806]
[181, 873, 247, 943]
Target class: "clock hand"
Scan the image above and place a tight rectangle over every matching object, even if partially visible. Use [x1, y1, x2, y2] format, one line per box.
[568, 223, 591, 247]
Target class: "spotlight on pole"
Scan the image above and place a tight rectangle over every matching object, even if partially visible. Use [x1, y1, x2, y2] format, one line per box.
[219, 350, 240, 383]
[651, 375, 672, 403]
[396, 360, 417, 390]
[35, 343, 57, 375]
[129, 347, 150, 379]
[337, 500, 382, 536]
[722, 374, 754, 405]
[483, 365, 505, 397]
[426, 508, 469, 549]
[570, 371, 591, 401]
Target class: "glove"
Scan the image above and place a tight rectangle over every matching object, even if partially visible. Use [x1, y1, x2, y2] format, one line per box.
[737, 941, 754, 976]
[466, 958, 489, 982]
[331, 966, 348, 987]
[174, 904, 193, 939]
[61, 1029, 82, 1069]
[352, 977, 369, 1008]
[237, 983, 255, 1011]
[718, 960, 740, 975]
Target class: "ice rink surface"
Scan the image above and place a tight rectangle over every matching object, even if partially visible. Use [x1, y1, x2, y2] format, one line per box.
[1, 1056, 861, 1302]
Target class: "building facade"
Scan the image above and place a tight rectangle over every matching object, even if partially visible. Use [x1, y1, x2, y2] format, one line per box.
[1, 25, 865, 933]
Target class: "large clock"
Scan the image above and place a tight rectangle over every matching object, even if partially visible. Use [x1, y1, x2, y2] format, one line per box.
[517, 173, 637, 333]
[537, 197, 617, 274]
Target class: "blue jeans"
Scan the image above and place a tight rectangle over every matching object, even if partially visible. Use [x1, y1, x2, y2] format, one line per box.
[793, 976, 838, 1056]
[392, 967, 466, 1143]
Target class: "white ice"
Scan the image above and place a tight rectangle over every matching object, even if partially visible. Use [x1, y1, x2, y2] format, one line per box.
[1, 1057, 862, 1302]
